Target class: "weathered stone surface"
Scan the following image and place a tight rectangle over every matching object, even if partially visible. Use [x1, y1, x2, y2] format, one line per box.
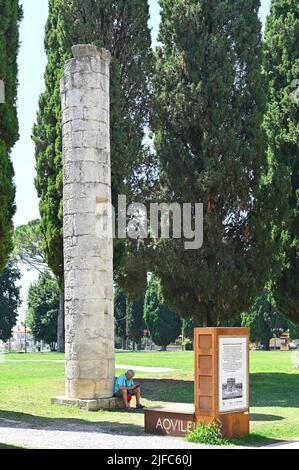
[71, 44, 110, 60]
[51, 396, 123, 411]
[63, 161, 110, 185]
[60, 45, 114, 403]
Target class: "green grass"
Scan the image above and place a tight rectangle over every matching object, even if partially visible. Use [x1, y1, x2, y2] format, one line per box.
[0, 350, 298, 446]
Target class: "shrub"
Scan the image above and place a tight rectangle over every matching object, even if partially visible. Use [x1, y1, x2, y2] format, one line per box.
[186, 420, 226, 446]
[183, 339, 194, 351]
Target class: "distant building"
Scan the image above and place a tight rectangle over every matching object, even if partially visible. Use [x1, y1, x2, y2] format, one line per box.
[0, 325, 35, 352]
[280, 331, 290, 351]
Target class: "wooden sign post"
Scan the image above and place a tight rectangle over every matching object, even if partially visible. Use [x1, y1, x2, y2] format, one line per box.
[144, 327, 250, 439]
[194, 327, 250, 438]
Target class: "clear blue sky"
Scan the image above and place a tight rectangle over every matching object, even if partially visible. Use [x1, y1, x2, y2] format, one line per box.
[13, 0, 271, 320]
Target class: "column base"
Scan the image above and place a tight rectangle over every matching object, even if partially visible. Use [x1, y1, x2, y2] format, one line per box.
[51, 396, 124, 412]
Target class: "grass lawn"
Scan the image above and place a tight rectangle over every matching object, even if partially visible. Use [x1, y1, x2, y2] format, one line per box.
[0, 350, 298, 446]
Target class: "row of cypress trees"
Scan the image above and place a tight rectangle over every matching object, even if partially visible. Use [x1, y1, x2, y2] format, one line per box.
[0, 0, 295, 341]
[33, 0, 299, 332]
[115, 278, 182, 350]
[120, 0, 299, 327]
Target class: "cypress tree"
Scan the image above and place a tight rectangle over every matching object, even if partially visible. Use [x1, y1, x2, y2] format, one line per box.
[263, 0, 299, 324]
[126, 292, 146, 349]
[33, 0, 153, 286]
[152, 0, 274, 325]
[0, 260, 21, 341]
[0, 1, 22, 271]
[144, 276, 182, 350]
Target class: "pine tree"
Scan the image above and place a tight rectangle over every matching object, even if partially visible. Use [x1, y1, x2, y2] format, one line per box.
[263, 0, 299, 325]
[0, 1, 22, 271]
[144, 276, 182, 350]
[126, 292, 145, 349]
[0, 260, 21, 341]
[33, 0, 153, 286]
[13, 220, 46, 273]
[151, 0, 275, 325]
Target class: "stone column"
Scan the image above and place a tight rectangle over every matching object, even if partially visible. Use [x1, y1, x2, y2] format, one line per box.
[53, 45, 116, 410]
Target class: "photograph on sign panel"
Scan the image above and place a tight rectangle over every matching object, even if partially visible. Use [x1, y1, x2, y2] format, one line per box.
[222, 377, 243, 401]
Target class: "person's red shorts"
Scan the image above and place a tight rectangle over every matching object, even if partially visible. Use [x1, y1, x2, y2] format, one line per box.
[114, 390, 135, 402]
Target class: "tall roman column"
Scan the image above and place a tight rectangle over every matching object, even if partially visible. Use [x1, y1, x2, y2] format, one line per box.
[54, 45, 115, 409]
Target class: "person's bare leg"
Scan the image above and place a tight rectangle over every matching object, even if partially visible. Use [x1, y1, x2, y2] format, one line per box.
[121, 390, 129, 408]
[135, 388, 142, 407]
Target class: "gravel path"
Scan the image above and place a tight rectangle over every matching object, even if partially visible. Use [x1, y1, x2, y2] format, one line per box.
[1, 418, 298, 449]
[0, 419, 207, 449]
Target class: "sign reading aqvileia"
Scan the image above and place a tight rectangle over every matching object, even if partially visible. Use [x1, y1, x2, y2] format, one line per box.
[219, 336, 248, 413]
[0, 80, 5, 103]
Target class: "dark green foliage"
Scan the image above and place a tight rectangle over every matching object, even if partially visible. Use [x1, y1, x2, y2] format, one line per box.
[33, 0, 153, 286]
[151, 0, 274, 325]
[114, 286, 127, 348]
[289, 321, 299, 340]
[241, 291, 294, 350]
[181, 319, 202, 350]
[126, 292, 146, 347]
[263, 0, 299, 324]
[0, 1, 22, 271]
[26, 272, 60, 349]
[144, 276, 182, 349]
[182, 319, 201, 341]
[0, 260, 21, 341]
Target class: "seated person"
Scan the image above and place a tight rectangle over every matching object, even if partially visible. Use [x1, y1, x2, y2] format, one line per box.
[114, 369, 144, 410]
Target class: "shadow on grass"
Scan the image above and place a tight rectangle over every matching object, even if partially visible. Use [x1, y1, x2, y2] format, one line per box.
[0, 410, 144, 437]
[140, 372, 299, 409]
[139, 378, 194, 404]
[250, 373, 299, 408]
[250, 413, 284, 422]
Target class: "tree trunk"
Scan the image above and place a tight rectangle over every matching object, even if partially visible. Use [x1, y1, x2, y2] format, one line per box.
[121, 336, 127, 350]
[203, 309, 213, 327]
[57, 291, 65, 353]
[161, 345, 167, 351]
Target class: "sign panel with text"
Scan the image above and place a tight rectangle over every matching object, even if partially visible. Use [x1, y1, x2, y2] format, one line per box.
[218, 336, 248, 413]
